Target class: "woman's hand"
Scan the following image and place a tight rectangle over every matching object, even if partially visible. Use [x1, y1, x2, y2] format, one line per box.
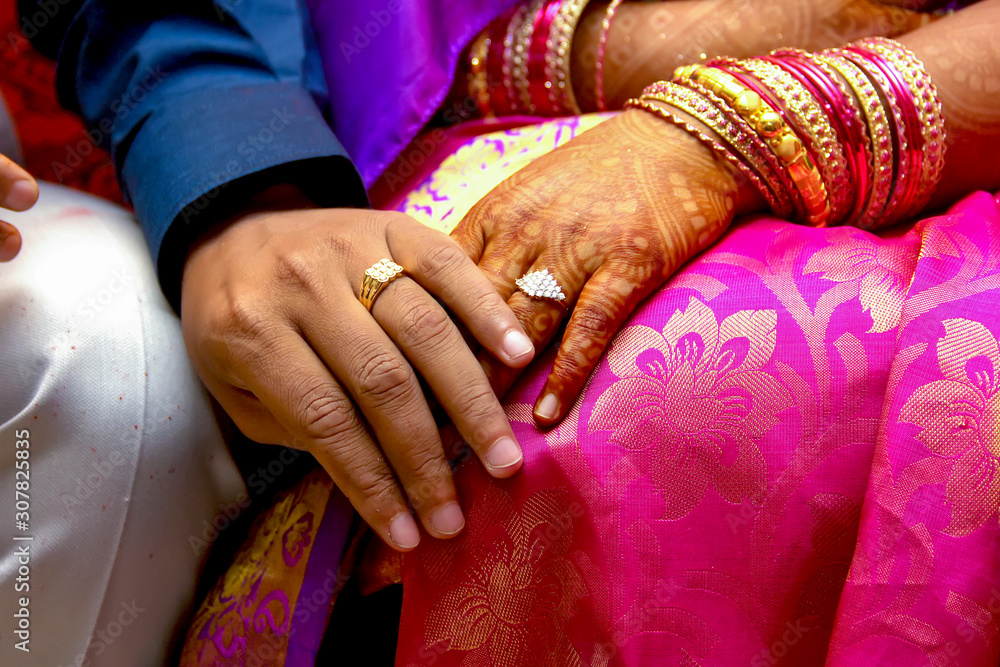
[452, 109, 764, 426]
[0, 156, 39, 261]
[181, 191, 535, 551]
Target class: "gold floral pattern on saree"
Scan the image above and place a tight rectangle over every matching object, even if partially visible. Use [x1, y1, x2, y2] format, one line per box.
[589, 296, 792, 520]
[424, 487, 592, 666]
[182, 470, 333, 664]
[804, 233, 916, 333]
[900, 318, 1000, 536]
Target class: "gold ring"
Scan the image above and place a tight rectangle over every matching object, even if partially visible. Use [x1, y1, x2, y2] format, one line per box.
[359, 259, 404, 311]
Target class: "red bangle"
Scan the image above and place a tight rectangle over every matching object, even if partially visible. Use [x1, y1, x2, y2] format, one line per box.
[528, 1, 563, 114]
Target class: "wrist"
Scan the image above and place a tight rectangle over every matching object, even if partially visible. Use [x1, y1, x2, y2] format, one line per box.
[183, 184, 319, 281]
[618, 108, 768, 219]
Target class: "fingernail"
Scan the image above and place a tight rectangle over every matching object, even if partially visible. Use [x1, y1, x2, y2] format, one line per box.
[485, 436, 523, 472]
[5, 180, 36, 211]
[534, 393, 560, 422]
[389, 512, 421, 550]
[429, 502, 465, 536]
[502, 329, 534, 360]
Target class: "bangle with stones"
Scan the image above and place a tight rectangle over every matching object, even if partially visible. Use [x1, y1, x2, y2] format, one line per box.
[677, 63, 830, 226]
[812, 52, 893, 230]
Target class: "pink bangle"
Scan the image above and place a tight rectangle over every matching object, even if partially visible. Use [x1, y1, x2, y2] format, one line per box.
[528, 1, 563, 114]
[595, 0, 623, 111]
[762, 54, 859, 225]
[845, 44, 927, 222]
[485, 6, 523, 115]
[838, 47, 918, 225]
[855, 37, 946, 219]
[770, 51, 872, 228]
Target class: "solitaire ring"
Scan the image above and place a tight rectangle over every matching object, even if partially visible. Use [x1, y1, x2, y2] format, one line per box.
[359, 259, 405, 311]
[515, 269, 567, 304]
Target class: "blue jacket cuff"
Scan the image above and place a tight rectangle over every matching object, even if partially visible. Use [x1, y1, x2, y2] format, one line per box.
[119, 81, 368, 308]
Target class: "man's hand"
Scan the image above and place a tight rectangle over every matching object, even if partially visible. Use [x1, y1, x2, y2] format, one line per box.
[181, 194, 535, 551]
[0, 156, 39, 261]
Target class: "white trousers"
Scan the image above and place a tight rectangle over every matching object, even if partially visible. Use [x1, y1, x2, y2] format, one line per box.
[0, 184, 245, 666]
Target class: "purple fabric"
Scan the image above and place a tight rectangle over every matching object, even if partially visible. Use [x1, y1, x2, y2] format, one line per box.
[284, 489, 353, 667]
[304, 0, 518, 187]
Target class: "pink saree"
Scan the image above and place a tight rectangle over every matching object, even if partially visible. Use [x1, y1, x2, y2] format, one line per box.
[181, 115, 1000, 666]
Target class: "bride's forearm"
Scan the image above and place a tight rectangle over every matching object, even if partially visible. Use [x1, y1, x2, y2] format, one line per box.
[898, 0, 1000, 208]
[572, 0, 933, 111]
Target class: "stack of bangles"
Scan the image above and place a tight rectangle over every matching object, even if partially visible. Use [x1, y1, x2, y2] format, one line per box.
[626, 37, 946, 229]
[467, 0, 624, 117]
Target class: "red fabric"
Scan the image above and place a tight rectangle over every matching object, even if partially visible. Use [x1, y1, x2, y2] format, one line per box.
[0, 2, 125, 205]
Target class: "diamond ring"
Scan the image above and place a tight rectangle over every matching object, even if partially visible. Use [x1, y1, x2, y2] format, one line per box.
[515, 269, 567, 304]
[359, 259, 405, 311]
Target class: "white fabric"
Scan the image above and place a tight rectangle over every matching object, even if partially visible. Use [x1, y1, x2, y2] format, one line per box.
[0, 184, 245, 666]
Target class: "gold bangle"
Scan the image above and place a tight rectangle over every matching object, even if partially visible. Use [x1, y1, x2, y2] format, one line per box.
[545, 0, 591, 115]
[630, 85, 790, 217]
[677, 64, 831, 227]
[738, 57, 850, 225]
[467, 30, 493, 118]
[854, 37, 947, 220]
[813, 53, 893, 230]
[510, 0, 545, 113]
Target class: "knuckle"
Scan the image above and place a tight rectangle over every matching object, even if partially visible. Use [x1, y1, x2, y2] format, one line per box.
[405, 446, 450, 484]
[272, 251, 322, 293]
[295, 387, 356, 444]
[354, 351, 415, 406]
[571, 303, 615, 340]
[452, 383, 499, 425]
[398, 303, 453, 350]
[225, 295, 277, 342]
[317, 229, 357, 260]
[415, 241, 469, 281]
[347, 462, 401, 510]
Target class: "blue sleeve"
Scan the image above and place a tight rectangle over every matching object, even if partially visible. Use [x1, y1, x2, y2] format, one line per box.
[21, 0, 368, 306]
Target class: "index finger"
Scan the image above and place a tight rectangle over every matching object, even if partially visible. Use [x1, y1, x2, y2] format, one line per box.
[388, 216, 536, 368]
